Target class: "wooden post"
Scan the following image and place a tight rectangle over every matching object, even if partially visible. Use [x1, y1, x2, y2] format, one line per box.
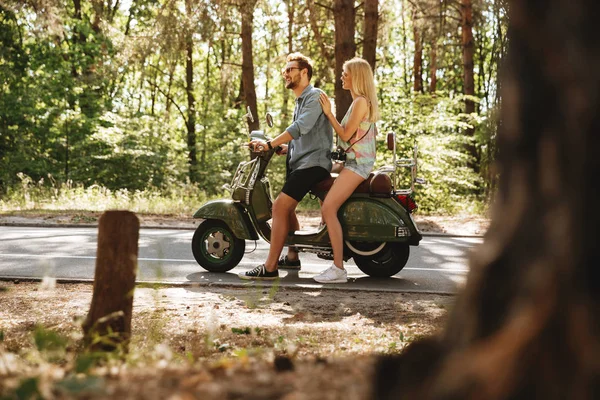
[82, 211, 139, 352]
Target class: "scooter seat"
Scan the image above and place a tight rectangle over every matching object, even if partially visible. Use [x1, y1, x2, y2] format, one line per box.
[311, 171, 392, 196]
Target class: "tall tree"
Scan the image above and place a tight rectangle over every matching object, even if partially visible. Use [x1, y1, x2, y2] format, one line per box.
[184, 0, 199, 182]
[333, 0, 356, 120]
[280, 0, 294, 129]
[412, 17, 424, 93]
[374, 0, 600, 398]
[240, 0, 259, 131]
[461, 0, 477, 163]
[362, 0, 379, 71]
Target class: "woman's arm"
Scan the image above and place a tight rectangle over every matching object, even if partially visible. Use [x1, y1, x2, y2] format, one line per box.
[319, 94, 368, 142]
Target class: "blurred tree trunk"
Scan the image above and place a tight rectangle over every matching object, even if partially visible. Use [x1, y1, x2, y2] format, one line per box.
[280, 0, 294, 130]
[240, 0, 259, 131]
[184, 0, 198, 183]
[362, 0, 378, 71]
[413, 30, 423, 92]
[412, 8, 423, 93]
[334, 0, 356, 120]
[461, 0, 478, 168]
[374, 0, 600, 398]
[308, 0, 333, 83]
[428, 42, 437, 93]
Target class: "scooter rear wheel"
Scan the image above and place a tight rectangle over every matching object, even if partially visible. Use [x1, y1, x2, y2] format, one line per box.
[352, 242, 410, 278]
[192, 220, 245, 272]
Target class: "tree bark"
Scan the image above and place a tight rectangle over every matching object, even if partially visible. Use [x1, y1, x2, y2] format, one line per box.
[333, 0, 356, 121]
[412, 21, 423, 93]
[281, 0, 294, 130]
[82, 211, 139, 352]
[374, 0, 600, 398]
[185, 0, 198, 183]
[240, 0, 259, 131]
[362, 0, 378, 71]
[307, 0, 333, 83]
[428, 42, 437, 93]
[461, 0, 477, 160]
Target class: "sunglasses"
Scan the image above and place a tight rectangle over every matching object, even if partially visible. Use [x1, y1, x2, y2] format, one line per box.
[281, 66, 302, 76]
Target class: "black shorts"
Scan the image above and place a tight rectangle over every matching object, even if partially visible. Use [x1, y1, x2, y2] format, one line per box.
[281, 166, 330, 202]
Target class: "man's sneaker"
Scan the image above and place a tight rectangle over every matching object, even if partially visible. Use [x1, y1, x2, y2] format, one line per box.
[277, 255, 301, 270]
[313, 265, 347, 283]
[239, 264, 279, 280]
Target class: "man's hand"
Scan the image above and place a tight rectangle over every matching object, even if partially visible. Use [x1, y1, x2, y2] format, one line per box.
[276, 144, 288, 155]
[249, 139, 268, 152]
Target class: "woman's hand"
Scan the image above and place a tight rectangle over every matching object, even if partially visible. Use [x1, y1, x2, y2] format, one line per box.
[319, 93, 332, 117]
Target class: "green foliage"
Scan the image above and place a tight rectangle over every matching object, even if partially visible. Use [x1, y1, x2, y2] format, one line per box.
[0, 0, 504, 214]
[33, 325, 68, 354]
[13, 377, 42, 400]
[377, 90, 485, 213]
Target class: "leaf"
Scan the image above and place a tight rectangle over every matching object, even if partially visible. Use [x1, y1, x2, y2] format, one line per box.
[74, 354, 98, 374]
[14, 377, 41, 400]
[55, 376, 105, 395]
[231, 327, 251, 335]
[33, 325, 68, 352]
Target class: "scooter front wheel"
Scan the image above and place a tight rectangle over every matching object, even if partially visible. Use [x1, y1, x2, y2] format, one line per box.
[352, 242, 410, 278]
[192, 220, 245, 272]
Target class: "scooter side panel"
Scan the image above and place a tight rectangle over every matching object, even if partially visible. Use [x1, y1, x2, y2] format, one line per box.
[192, 200, 259, 240]
[340, 197, 422, 244]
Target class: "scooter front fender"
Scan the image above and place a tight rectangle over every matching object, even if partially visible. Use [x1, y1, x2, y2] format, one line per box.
[192, 200, 259, 240]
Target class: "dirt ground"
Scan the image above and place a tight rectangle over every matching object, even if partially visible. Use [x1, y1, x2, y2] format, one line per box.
[0, 211, 484, 399]
[0, 281, 453, 399]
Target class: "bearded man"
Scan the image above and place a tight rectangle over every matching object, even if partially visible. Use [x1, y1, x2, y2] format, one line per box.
[240, 53, 333, 280]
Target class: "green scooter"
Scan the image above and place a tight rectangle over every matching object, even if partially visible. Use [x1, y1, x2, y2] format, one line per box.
[191, 108, 422, 278]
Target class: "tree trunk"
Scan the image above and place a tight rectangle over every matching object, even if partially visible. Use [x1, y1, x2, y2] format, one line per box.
[362, 0, 378, 71]
[240, 0, 259, 131]
[281, 0, 294, 130]
[412, 21, 423, 93]
[374, 0, 600, 398]
[307, 0, 333, 83]
[428, 42, 437, 93]
[333, 0, 356, 121]
[400, 0, 409, 93]
[461, 0, 477, 167]
[82, 211, 139, 352]
[185, 0, 198, 183]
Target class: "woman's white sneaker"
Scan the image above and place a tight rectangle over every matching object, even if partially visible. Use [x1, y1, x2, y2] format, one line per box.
[313, 265, 347, 283]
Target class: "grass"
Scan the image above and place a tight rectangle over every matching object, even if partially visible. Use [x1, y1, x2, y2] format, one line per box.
[0, 173, 324, 216]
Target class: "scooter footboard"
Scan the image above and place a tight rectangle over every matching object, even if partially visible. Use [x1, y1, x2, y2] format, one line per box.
[193, 200, 259, 240]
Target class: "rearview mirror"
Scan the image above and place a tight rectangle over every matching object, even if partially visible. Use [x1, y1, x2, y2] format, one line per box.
[265, 113, 273, 128]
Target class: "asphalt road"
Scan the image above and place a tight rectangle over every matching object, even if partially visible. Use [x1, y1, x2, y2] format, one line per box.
[0, 226, 483, 294]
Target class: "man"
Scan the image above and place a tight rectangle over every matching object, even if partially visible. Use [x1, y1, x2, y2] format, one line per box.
[239, 53, 333, 280]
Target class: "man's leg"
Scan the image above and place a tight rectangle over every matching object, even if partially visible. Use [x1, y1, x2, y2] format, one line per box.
[264, 192, 299, 271]
[284, 209, 300, 262]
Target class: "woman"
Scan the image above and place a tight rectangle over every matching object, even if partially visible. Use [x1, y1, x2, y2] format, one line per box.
[314, 57, 379, 284]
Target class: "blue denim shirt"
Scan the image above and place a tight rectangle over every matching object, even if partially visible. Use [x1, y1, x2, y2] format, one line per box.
[286, 85, 333, 173]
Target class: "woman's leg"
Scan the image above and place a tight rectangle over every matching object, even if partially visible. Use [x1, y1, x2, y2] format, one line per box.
[321, 168, 366, 269]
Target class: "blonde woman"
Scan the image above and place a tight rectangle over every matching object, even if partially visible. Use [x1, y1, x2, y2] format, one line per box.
[315, 57, 379, 283]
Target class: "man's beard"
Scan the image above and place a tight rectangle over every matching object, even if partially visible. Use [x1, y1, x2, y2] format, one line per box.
[286, 76, 300, 89]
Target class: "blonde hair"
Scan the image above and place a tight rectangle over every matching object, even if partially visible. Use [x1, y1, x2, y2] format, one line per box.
[343, 57, 380, 122]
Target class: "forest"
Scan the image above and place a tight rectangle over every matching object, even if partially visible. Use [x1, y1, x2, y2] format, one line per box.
[0, 0, 509, 214]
